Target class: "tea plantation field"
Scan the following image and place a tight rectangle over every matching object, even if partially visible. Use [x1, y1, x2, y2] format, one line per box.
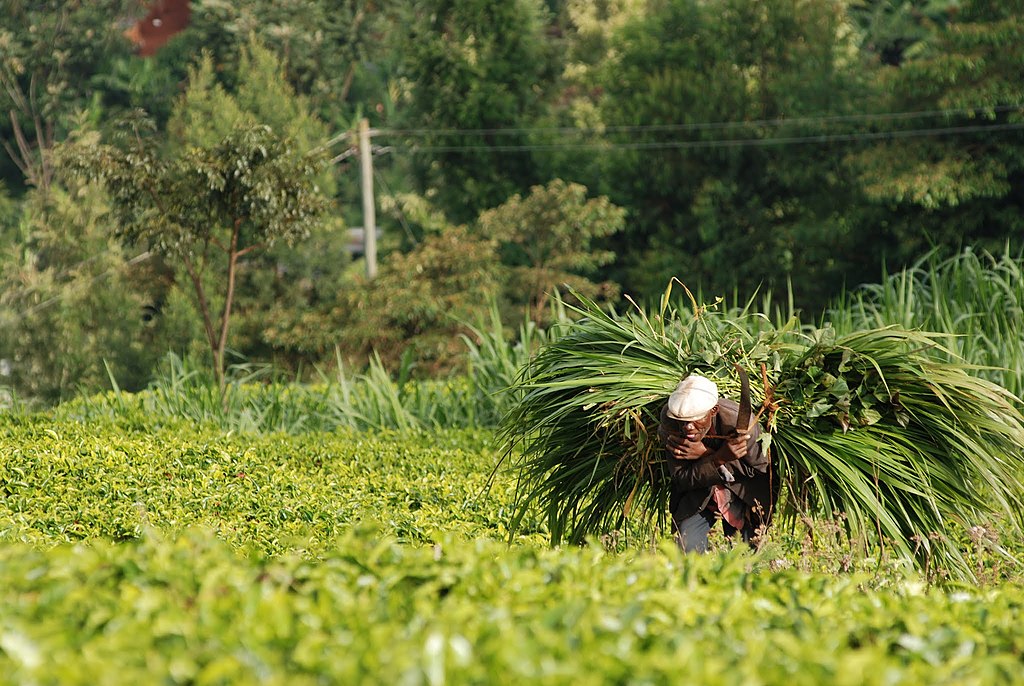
[2, 413, 1023, 685]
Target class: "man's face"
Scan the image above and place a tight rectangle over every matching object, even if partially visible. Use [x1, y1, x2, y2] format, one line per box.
[665, 408, 717, 442]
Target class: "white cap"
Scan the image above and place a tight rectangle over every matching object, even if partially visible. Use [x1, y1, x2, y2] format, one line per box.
[666, 374, 719, 421]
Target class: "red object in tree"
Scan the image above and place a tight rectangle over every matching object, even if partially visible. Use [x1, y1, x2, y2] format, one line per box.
[124, 0, 191, 56]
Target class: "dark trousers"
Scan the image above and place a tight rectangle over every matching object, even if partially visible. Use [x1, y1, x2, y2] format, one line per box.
[674, 509, 753, 553]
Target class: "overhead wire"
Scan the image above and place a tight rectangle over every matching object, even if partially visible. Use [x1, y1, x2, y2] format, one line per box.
[313, 104, 1024, 156]
[380, 121, 1024, 154]
[372, 166, 419, 246]
[373, 104, 1024, 138]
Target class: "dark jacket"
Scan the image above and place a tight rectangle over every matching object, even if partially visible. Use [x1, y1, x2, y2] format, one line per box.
[662, 398, 777, 531]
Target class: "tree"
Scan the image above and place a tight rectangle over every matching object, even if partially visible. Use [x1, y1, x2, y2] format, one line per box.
[161, 36, 348, 370]
[847, 0, 960, 67]
[167, 39, 334, 179]
[0, 180, 163, 403]
[392, 0, 563, 222]
[341, 226, 503, 374]
[60, 122, 331, 393]
[845, 0, 1024, 263]
[0, 183, 18, 245]
[558, 0, 870, 313]
[315, 192, 504, 374]
[0, 0, 136, 193]
[151, 0, 395, 127]
[476, 179, 625, 322]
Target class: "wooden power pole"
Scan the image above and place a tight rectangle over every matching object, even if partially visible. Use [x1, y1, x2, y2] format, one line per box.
[358, 118, 377, 279]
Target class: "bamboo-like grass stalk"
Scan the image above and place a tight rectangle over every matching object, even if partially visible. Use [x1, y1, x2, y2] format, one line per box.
[498, 283, 1024, 580]
[830, 247, 1024, 399]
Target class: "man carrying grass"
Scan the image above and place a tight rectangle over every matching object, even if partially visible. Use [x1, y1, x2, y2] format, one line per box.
[658, 374, 776, 552]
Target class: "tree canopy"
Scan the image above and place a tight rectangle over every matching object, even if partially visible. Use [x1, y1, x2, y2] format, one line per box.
[2, 0, 1023, 398]
[60, 122, 330, 391]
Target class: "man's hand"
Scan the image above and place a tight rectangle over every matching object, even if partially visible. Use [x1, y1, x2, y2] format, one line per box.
[662, 431, 710, 461]
[716, 432, 750, 463]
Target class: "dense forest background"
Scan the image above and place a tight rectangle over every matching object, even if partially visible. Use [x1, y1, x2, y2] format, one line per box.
[1, 0, 1022, 403]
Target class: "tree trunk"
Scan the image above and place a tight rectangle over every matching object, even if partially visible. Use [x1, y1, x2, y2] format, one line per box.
[215, 219, 243, 405]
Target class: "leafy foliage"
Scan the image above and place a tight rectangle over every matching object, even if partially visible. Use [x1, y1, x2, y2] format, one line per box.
[2, 529, 1024, 684]
[0, 183, 159, 402]
[63, 327, 526, 436]
[3, 348, 1024, 683]
[848, 0, 961, 67]
[568, 0, 869, 312]
[829, 247, 1024, 399]
[0, 404, 1022, 681]
[845, 0, 1024, 262]
[0, 0, 137, 191]
[333, 224, 503, 375]
[0, 413, 512, 552]
[476, 179, 625, 322]
[4, 0, 1024, 402]
[59, 123, 331, 390]
[161, 35, 349, 370]
[160, 0, 394, 125]
[393, 0, 561, 221]
[167, 38, 333, 189]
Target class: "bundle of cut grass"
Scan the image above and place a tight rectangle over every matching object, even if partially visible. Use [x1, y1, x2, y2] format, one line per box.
[498, 286, 1024, 580]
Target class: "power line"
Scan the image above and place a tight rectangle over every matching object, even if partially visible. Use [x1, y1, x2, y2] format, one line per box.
[374, 105, 1024, 138]
[385, 121, 1024, 154]
[372, 167, 420, 247]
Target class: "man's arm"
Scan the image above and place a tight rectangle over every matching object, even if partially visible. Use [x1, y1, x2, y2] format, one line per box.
[713, 431, 768, 479]
[665, 434, 760, 489]
[659, 405, 766, 490]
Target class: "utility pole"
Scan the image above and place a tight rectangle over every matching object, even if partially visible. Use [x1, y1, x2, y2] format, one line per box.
[358, 117, 377, 279]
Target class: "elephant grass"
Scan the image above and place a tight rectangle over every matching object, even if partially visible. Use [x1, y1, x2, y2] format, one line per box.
[829, 246, 1024, 399]
[498, 286, 1024, 581]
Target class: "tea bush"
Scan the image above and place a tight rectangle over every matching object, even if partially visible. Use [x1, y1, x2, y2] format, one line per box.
[0, 413, 540, 556]
[1, 531, 1023, 685]
[2, 411, 1023, 684]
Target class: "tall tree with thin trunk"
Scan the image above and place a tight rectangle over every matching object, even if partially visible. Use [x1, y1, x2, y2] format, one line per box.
[60, 122, 330, 395]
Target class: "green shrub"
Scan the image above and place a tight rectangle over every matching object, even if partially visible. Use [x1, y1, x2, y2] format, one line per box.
[1, 530, 1023, 685]
[0, 414, 533, 555]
